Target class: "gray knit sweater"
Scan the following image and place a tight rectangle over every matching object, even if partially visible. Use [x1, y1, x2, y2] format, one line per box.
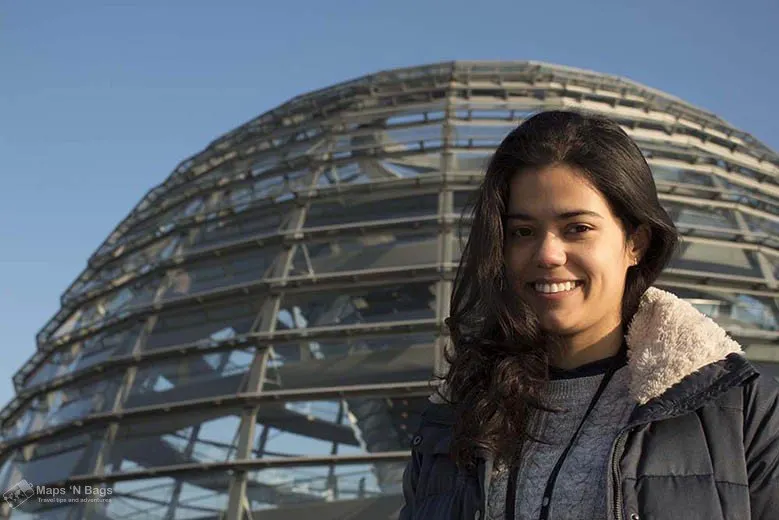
[487, 364, 635, 520]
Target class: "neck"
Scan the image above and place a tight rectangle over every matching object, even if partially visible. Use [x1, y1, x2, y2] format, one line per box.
[550, 323, 624, 370]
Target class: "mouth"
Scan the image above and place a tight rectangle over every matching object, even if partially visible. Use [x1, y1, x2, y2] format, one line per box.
[526, 280, 584, 296]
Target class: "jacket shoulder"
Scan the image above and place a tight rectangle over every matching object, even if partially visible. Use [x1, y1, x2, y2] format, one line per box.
[742, 361, 779, 406]
[740, 363, 779, 519]
[409, 401, 456, 452]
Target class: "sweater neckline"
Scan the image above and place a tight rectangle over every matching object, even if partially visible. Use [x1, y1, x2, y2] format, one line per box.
[549, 339, 628, 380]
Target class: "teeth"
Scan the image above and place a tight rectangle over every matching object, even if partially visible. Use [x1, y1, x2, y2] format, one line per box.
[534, 281, 579, 294]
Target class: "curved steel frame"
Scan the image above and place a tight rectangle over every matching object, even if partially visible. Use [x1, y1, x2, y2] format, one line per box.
[2, 61, 778, 520]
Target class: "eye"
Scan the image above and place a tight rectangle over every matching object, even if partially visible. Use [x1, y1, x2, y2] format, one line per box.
[568, 224, 593, 235]
[510, 227, 534, 238]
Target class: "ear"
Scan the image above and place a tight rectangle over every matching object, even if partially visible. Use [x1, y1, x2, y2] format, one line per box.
[628, 224, 651, 265]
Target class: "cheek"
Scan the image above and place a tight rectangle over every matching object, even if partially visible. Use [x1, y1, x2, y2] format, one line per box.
[587, 253, 630, 290]
[503, 246, 525, 271]
[577, 249, 628, 284]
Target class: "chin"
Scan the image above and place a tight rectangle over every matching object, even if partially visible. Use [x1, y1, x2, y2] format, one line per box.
[539, 317, 578, 335]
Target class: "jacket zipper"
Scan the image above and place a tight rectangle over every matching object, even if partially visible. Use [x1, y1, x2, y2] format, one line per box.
[610, 429, 629, 520]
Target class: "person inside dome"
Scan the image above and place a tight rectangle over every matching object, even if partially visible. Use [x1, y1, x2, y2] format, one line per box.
[399, 110, 779, 520]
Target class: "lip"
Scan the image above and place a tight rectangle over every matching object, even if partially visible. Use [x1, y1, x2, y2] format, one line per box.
[530, 278, 583, 284]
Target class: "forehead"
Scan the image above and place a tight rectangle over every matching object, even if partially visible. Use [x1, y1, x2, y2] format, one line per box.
[506, 164, 612, 218]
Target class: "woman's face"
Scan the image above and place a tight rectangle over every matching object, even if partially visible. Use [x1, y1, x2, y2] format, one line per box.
[503, 163, 645, 342]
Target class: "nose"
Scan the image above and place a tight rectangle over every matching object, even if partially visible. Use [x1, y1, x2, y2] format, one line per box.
[535, 232, 567, 268]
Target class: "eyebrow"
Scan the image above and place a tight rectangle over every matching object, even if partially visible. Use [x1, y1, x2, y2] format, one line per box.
[504, 210, 604, 221]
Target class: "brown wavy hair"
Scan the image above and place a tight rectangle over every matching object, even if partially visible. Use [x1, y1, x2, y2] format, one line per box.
[441, 110, 680, 470]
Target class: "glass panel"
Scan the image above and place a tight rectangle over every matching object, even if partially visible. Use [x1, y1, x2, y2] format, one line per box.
[19, 377, 121, 434]
[120, 232, 184, 275]
[304, 193, 438, 229]
[669, 243, 762, 278]
[87, 283, 159, 327]
[237, 168, 314, 202]
[23, 355, 66, 391]
[105, 413, 244, 474]
[453, 189, 477, 216]
[56, 280, 157, 340]
[678, 290, 777, 331]
[265, 332, 436, 391]
[162, 246, 280, 299]
[320, 155, 442, 186]
[25, 326, 141, 391]
[731, 295, 778, 331]
[9, 503, 83, 519]
[12, 382, 118, 441]
[103, 476, 229, 520]
[4, 431, 103, 486]
[288, 231, 439, 277]
[124, 348, 255, 409]
[453, 151, 492, 173]
[250, 152, 283, 176]
[381, 124, 443, 150]
[385, 106, 446, 127]
[245, 462, 404, 511]
[323, 161, 372, 184]
[142, 298, 265, 352]
[67, 325, 141, 375]
[651, 165, 714, 186]
[228, 185, 253, 213]
[254, 397, 428, 460]
[65, 235, 181, 304]
[117, 195, 207, 249]
[103, 286, 145, 315]
[51, 307, 90, 341]
[744, 214, 779, 236]
[184, 206, 284, 252]
[3, 404, 41, 442]
[377, 159, 437, 178]
[277, 282, 436, 330]
[0, 455, 13, 492]
[452, 122, 514, 146]
[663, 201, 739, 230]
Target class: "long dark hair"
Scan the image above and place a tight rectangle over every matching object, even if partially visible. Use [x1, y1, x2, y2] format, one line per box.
[442, 110, 680, 470]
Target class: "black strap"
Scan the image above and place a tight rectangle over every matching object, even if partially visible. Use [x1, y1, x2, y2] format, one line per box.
[505, 458, 519, 519]
[505, 349, 625, 519]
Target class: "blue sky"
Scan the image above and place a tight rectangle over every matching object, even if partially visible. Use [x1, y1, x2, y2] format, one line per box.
[1, 0, 777, 408]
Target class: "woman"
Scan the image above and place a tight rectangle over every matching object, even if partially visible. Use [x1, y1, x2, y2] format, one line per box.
[399, 111, 779, 519]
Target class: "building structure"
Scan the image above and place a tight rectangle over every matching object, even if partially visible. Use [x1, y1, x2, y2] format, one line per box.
[1, 61, 778, 519]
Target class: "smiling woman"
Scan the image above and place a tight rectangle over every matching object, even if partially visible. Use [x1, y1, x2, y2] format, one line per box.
[399, 111, 779, 520]
[503, 164, 650, 369]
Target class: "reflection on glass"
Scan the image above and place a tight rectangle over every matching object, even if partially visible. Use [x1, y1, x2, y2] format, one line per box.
[304, 193, 438, 229]
[277, 283, 436, 330]
[162, 246, 278, 299]
[288, 232, 439, 277]
[670, 243, 761, 277]
[125, 348, 254, 408]
[105, 477, 228, 520]
[107, 414, 245, 474]
[5, 432, 102, 487]
[246, 461, 404, 510]
[143, 299, 263, 352]
[686, 296, 777, 331]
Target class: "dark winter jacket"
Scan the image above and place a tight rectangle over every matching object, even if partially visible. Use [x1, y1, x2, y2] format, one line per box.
[399, 288, 779, 519]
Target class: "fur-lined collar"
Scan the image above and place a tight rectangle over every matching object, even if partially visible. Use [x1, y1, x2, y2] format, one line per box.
[626, 287, 743, 404]
[432, 287, 744, 406]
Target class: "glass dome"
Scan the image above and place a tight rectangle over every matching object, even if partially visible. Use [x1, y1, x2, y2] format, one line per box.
[1, 61, 777, 519]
